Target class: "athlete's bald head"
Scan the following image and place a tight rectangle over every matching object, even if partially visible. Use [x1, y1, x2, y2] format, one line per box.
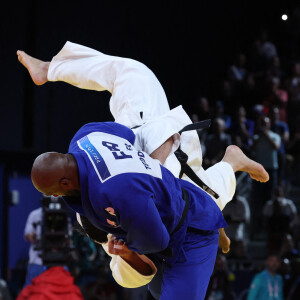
[31, 152, 80, 196]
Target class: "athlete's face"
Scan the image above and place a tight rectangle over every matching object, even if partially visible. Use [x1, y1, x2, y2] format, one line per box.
[41, 184, 65, 197]
[34, 177, 80, 198]
[42, 187, 80, 198]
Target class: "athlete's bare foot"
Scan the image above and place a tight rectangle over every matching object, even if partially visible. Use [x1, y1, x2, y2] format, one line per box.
[219, 228, 230, 254]
[17, 50, 50, 85]
[222, 145, 269, 182]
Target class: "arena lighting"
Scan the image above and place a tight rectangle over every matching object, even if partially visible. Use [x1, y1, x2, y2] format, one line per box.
[281, 14, 288, 21]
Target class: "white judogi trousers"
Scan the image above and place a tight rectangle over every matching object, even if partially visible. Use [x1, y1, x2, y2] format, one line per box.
[48, 41, 235, 211]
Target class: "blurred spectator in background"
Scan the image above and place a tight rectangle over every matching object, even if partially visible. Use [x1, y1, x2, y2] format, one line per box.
[0, 279, 12, 300]
[269, 106, 290, 184]
[205, 254, 235, 300]
[247, 253, 283, 300]
[251, 104, 265, 127]
[23, 207, 45, 288]
[285, 61, 300, 133]
[289, 7, 300, 59]
[203, 118, 232, 169]
[213, 100, 232, 129]
[286, 61, 300, 103]
[227, 53, 247, 83]
[230, 106, 255, 155]
[228, 240, 252, 271]
[71, 229, 98, 288]
[238, 73, 259, 112]
[263, 77, 288, 122]
[252, 29, 278, 72]
[263, 187, 298, 253]
[280, 234, 300, 261]
[285, 258, 300, 300]
[191, 96, 212, 123]
[286, 119, 300, 185]
[192, 96, 213, 153]
[223, 192, 250, 242]
[252, 116, 281, 201]
[220, 80, 236, 111]
[266, 56, 285, 82]
[250, 115, 281, 237]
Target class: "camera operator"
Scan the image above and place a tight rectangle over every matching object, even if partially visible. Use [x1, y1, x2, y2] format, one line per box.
[23, 195, 73, 287]
[23, 206, 44, 287]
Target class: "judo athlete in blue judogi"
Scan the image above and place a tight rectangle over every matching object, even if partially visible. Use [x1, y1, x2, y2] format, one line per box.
[31, 121, 269, 300]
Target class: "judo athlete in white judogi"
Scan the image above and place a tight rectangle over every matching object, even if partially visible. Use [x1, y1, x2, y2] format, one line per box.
[18, 43, 269, 300]
[17, 41, 251, 210]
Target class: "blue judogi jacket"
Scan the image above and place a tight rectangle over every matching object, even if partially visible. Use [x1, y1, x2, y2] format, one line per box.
[66, 122, 226, 262]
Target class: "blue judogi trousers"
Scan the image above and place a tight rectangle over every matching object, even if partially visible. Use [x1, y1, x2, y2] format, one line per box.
[148, 229, 219, 300]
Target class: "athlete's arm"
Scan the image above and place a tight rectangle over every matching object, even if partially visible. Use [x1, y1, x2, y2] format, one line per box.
[101, 235, 157, 288]
[108, 236, 153, 276]
[150, 136, 173, 165]
[108, 179, 170, 254]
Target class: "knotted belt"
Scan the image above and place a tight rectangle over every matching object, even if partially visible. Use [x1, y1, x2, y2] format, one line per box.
[175, 119, 220, 199]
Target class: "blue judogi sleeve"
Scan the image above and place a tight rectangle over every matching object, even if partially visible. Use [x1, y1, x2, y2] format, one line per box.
[92, 174, 171, 254]
[69, 121, 171, 254]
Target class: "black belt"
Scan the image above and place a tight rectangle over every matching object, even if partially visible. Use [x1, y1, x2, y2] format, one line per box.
[158, 187, 189, 258]
[179, 119, 211, 134]
[175, 118, 220, 199]
[175, 148, 220, 199]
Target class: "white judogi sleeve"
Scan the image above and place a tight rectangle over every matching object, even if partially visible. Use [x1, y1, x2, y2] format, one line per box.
[76, 215, 157, 288]
[102, 241, 157, 288]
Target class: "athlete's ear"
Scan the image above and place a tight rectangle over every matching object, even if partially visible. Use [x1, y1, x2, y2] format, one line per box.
[59, 178, 72, 190]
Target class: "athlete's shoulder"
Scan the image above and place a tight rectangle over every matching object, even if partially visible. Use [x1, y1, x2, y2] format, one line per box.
[69, 122, 135, 152]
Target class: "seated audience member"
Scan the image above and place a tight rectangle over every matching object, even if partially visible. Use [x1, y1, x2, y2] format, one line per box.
[227, 53, 247, 83]
[205, 254, 235, 300]
[266, 55, 285, 81]
[228, 240, 252, 271]
[263, 187, 298, 253]
[230, 106, 255, 155]
[247, 253, 283, 300]
[285, 258, 300, 300]
[286, 120, 300, 185]
[191, 96, 212, 123]
[0, 279, 12, 300]
[191, 96, 212, 150]
[17, 267, 83, 300]
[263, 76, 288, 122]
[222, 192, 250, 242]
[253, 29, 278, 70]
[203, 118, 232, 169]
[213, 100, 232, 129]
[250, 116, 281, 236]
[269, 106, 290, 184]
[285, 61, 300, 104]
[280, 234, 300, 261]
[285, 61, 300, 132]
[71, 229, 98, 285]
[220, 80, 236, 111]
[252, 115, 281, 200]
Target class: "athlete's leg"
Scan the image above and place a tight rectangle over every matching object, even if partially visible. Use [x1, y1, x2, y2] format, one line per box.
[17, 41, 170, 128]
[159, 230, 219, 300]
[17, 51, 49, 85]
[219, 228, 230, 253]
[221, 145, 269, 182]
